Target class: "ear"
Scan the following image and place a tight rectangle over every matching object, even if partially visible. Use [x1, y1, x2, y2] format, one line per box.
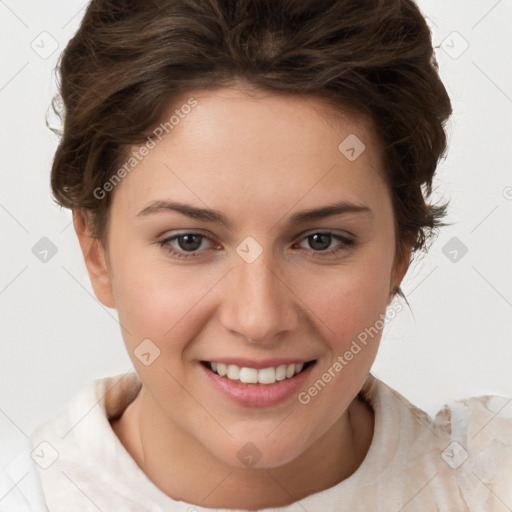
[388, 244, 412, 304]
[73, 209, 116, 309]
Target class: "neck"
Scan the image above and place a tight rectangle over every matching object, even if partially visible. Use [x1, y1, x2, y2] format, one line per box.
[111, 387, 374, 509]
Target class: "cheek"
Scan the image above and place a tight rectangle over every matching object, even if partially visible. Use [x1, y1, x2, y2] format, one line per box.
[111, 260, 206, 408]
[109, 247, 202, 353]
[292, 265, 390, 431]
[294, 258, 392, 346]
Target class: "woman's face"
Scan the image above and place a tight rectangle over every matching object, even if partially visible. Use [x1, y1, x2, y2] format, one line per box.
[83, 85, 409, 468]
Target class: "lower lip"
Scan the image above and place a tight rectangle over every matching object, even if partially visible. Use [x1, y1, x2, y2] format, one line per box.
[199, 362, 316, 407]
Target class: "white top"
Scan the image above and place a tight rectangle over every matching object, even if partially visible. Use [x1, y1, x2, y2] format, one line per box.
[1, 371, 512, 511]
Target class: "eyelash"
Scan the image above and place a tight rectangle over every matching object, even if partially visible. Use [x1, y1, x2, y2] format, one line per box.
[157, 231, 356, 260]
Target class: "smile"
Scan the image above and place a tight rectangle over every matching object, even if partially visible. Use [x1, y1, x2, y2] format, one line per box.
[200, 360, 316, 385]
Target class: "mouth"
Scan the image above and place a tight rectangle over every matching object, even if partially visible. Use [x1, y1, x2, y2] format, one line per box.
[199, 358, 318, 407]
[200, 360, 317, 385]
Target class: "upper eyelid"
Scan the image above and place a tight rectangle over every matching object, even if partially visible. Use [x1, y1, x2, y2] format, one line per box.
[296, 228, 355, 239]
[159, 228, 355, 243]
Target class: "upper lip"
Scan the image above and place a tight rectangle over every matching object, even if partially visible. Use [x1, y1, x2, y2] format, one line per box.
[200, 358, 316, 370]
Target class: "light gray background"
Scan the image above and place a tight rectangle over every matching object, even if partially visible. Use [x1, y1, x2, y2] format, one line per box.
[1, 1, 511, 467]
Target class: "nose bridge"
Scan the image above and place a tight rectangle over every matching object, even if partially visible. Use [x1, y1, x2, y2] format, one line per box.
[221, 244, 296, 343]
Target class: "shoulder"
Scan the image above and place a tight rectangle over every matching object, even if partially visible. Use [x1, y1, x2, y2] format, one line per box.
[22, 372, 146, 510]
[1, 372, 140, 512]
[0, 437, 49, 511]
[431, 392, 512, 506]
[364, 376, 512, 510]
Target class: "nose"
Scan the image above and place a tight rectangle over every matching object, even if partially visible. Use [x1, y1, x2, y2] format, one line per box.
[219, 248, 300, 346]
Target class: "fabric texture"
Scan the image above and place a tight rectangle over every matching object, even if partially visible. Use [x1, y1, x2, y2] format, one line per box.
[1, 371, 511, 511]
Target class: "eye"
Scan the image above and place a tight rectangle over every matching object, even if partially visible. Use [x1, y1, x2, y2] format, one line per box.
[157, 230, 356, 260]
[158, 232, 215, 259]
[294, 231, 355, 257]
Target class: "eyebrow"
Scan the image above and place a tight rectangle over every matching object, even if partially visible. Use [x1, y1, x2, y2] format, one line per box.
[136, 200, 373, 228]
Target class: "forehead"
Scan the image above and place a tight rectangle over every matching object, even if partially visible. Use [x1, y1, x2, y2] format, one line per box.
[163, 85, 378, 154]
[111, 86, 389, 221]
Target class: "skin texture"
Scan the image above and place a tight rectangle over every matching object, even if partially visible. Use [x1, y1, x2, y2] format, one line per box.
[74, 84, 411, 509]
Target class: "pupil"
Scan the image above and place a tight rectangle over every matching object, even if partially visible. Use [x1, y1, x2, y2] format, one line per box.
[309, 233, 330, 251]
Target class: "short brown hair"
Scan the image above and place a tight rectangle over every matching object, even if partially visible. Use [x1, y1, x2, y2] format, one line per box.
[49, 0, 452, 299]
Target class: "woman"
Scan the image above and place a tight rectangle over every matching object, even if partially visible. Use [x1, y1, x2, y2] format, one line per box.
[2, 0, 511, 510]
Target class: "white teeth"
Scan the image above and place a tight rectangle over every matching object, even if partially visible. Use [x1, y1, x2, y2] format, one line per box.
[208, 361, 310, 384]
[258, 367, 276, 385]
[239, 367, 258, 383]
[227, 365, 240, 380]
[216, 363, 227, 377]
[275, 365, 287, 381]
